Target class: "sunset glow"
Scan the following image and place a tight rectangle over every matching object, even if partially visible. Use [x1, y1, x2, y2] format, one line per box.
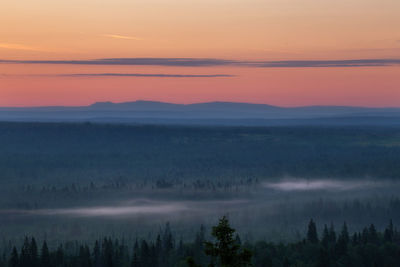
[1, 0, 399, 107]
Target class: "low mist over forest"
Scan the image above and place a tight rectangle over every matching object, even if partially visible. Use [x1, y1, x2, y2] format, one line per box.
[1, 122, 400, 246]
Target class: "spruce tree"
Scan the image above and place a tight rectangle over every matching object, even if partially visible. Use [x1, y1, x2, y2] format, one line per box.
[40, 241, 51, 267]
[19, 237, 30, 267]
[93, 240, 101, 267]
[368, 224, 378, 244]
[329, 223, 336, 244]
[30, 238, 38, 267]
[322, 224, 330, 248]
[336, 223, 349, 256]
[384, 220, 394, 243]
[141, 240, 152, 267]
[131, 239, 140, 267]
[8, 247, 18, 267]
[307, 219, 319, 244]
[339, 223, 349, 245]
[203, 216, 252, 267]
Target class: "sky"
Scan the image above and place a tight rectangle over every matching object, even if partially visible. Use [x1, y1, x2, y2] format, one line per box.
[0, 0, 399, 107]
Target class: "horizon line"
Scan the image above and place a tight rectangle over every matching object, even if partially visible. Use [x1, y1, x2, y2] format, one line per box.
[1, 100, 400, 109]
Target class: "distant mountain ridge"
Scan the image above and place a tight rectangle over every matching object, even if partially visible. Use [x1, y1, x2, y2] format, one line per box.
[89, 100, 183, 110]
[1, 100, 400, 126]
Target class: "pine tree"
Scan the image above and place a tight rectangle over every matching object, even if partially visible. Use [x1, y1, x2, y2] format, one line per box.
[140, 240, 150, 267]
[194, 224, 207, 264]
[149, 243, 158, 267]
[203, 216, 252, 267]
[155, 234, 162, 266]
[361, 227, 369, 244]
[93, 240, 101, 267]
[339, 223, 349, 244]
[195, 225, 206, 249]
[131, 239, 140, 267]
[322, 224, 330, 248]
[384, 220, 394, 243]
[177, 238, 184, 259]
[336, 222, 349, 256]
[368, 224, 378, 244]
[307, 219, 319, 244]
[102, 238, 114, 267]
[162, 222, 174, 266]
[79, 245, 92, 267]
[40, 241, 51, 267]
[19, 237, 30, 267]
[163, 222, 174, 254]
[8, 247, 18, 267]
[329, 223, 336, 244]
[30, 237, 38, 267]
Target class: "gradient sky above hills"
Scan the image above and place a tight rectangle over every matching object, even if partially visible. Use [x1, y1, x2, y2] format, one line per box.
[1, 0, 399, 107]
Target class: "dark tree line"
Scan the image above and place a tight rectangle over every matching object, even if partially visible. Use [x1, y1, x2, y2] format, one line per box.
[2, 123, 400, 185]
[251, 219, 400, 267]
[1, 218, 400, 267]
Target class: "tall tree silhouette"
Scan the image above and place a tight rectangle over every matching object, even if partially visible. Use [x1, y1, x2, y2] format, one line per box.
[307, 219, 319, 244]
[9, 247, 18, 267]
[203, 216, 252, 267]
[40, 241, 50, 267]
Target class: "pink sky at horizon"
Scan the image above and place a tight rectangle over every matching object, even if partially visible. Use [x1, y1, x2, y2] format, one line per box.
[1, 0, 399, 107]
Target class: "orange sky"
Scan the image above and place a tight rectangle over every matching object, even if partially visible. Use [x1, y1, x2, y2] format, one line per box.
[1, 0, 399, 107]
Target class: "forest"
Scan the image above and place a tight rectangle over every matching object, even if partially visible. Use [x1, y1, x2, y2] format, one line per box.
[1, 122, 400, 265]
[1, 122, 400, 185]
[1, 217, 400, 267]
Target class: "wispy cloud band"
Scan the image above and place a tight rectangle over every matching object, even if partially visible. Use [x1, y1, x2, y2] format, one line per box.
[102, 34, 143, 41]
[253, 59, 400, 68]
[58, 73, 234, 78]
[0, 73, 234, 78]
[0, 58, 234, 67]
[0, 43, 41, 51]
[1, 58, 400, 68]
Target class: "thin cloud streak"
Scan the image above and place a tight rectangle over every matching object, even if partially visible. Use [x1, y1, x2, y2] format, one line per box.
[0, 73, 235, 78]
[0, 43, 41, 51]
[1, 58, 400, 68]
[252, 59, 400, 68]
[0, 58, 235, 67]
[58, 73, 235, 78]
[102, 34, 143, 41]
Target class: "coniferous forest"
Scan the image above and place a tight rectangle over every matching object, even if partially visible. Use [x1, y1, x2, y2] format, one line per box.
[2, 217, 400, 267]
[1, 122, 400, 266]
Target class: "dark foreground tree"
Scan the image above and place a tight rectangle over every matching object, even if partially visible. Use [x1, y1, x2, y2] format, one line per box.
[188, 216, 252, 267]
